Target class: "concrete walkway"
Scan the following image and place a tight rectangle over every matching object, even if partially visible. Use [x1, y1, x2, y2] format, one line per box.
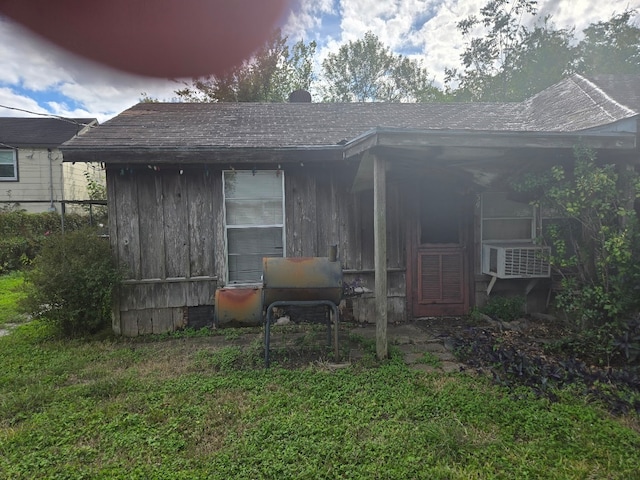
[347, 322, 466, 373]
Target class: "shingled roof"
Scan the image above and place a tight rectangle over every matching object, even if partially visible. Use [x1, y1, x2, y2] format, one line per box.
[61, 74, 638, 163]
[524, 74, 639, 131]
[0, 117, 97, 148]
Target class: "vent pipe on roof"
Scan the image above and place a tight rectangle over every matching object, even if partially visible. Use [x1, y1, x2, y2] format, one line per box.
[288, 89, 312, 103]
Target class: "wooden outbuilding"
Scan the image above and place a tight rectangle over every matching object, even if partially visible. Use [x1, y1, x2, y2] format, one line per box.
[61, 74, 639, 341]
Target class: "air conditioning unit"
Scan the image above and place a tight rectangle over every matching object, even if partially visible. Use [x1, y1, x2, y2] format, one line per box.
[482, 243, 551, 279]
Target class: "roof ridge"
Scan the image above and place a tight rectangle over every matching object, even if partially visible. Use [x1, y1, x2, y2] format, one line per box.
[573, 73, 637, 117]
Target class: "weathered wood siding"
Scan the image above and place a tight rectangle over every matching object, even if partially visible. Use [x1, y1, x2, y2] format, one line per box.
[109, 162, 407, 335]
[285, 164, 407, 323]
[108, 167, 219, 335]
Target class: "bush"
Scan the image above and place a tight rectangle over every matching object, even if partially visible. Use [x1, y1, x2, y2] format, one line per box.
[479, 295, 525, 321]
[0, 209, 89, 274]
[20, 229, 122, 336]
[512, 146, 640, 329]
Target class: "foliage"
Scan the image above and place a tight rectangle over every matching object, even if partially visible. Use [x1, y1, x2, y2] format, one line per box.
[0, 209, 88, 274]
[479, 295, 525, 321]
[512, 146, 640, 329]
[20, 229, 122, 336]
[448, 1, 639, 101]
[417, 351, 443, 368]
[446, 0, 540, 100]
[82, 170, 108, 224]
[175, 29, 316, 103]
[576, 10, 640, 75]
[613, 315, 640, 364]
[547, 315, 640, 367]
[0, 271, 27, 325]
[455, 326, 640, 414]
[321, 31, 442, 102]
[1, 324, 639, 478]
[171, 10, 639, 105]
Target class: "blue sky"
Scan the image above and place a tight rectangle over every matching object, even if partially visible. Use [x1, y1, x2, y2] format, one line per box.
[0, 0, 638, 122]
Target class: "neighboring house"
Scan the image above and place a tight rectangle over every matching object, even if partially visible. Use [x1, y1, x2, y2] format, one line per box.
[0, 117, 100, 213]
[61, 74, 639, 336]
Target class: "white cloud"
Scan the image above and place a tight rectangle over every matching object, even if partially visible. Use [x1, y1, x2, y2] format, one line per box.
[0, 0, 638, 120]
[0, 17, 177, 122]
[285, 0, 337, 39]
[0, 87, 48, 117]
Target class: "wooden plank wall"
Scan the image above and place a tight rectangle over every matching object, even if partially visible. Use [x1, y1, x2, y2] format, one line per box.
[285, 164, 407, 323]
[286, 165, 405, 270]
[108, 163, 408, 335]
[107, 166, 219, 335]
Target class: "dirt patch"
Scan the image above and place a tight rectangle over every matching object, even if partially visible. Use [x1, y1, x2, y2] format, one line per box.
[0, 323, 20, 337]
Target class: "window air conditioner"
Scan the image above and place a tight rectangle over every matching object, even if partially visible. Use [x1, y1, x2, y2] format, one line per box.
[482, 243, 551, 279]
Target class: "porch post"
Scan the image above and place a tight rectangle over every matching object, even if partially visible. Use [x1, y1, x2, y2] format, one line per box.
[373, 153, 388, 359]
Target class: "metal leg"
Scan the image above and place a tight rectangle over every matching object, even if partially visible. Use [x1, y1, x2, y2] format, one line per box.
[332, 304, 340, 361]
[264, 307, 273, 368]
[263, 300, 340, 368]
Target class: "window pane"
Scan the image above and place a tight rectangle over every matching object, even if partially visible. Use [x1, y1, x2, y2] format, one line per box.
[0, 150, 15, 179]
[224, 170, 285, 284]
[483, 219, 532, 241]
[0, 164, 15, 178]
[226, 199, 283, 225]
[228, 227, 283, 283]
[224, 171, 282, 200]
[482, 192, 533, 218]
[0, 150, 13, 163]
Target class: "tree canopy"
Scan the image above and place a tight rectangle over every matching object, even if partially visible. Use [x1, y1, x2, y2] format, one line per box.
[447, 1, 640, 101]
[174, 4, 640, 104]
[175, 30, 316, 103]
[320, 31, 441, 102]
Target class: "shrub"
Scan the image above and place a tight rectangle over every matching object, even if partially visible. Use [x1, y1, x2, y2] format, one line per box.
[479, 295, 525, 321]
[0, 209, 89, 274]
[20, 228, 122, 336]
[512, 146, 640, 329]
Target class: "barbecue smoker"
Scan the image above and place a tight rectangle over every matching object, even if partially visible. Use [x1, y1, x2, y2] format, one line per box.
[214, 249, 343, 366]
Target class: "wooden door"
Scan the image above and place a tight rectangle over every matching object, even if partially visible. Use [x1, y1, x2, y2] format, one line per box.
[410, 182, 470, 317]
[418, 248, 464, 305]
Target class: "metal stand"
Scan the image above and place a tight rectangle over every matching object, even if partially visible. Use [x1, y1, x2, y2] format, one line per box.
[264, 300, 339, 368]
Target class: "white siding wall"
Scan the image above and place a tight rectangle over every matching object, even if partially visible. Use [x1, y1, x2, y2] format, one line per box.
[0, 147, 105, 213]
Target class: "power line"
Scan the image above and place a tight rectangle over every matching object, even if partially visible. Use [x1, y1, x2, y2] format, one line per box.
[0, 103, 95, 127]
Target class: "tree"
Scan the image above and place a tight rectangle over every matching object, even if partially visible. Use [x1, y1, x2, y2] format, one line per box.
[320, 32, 442, 102]
[448, 2, 640, 102]
[446, 0, 539, 101]
[575, 9, 640, 75]
[499, 19, 575, 100]
[175, 29, 316, 102]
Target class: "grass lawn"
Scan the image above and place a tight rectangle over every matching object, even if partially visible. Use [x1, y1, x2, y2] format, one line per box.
[1, 318, 639, 480]
[0, 271, 27, 326]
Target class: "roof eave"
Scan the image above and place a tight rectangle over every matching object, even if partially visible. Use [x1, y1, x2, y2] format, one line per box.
[60, 145, 345, 164]
[342, 128, 638, 158]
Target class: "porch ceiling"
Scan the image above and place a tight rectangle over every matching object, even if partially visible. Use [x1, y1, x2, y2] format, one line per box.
[346, 128, 638, 192]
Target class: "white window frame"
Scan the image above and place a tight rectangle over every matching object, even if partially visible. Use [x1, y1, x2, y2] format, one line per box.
[0, 149, 18, 181]
[480, 192, 536, 244]
[222, 170, 286, 285]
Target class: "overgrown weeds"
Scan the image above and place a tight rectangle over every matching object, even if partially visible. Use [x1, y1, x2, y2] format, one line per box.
[454, 326, 640, 415]
[1, 320, 639, 479]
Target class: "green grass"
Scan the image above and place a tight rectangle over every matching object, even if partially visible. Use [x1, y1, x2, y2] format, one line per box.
[416, 350, 443, 368]
[0, 321, 639, 479]
[0, 271, 27, 325]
